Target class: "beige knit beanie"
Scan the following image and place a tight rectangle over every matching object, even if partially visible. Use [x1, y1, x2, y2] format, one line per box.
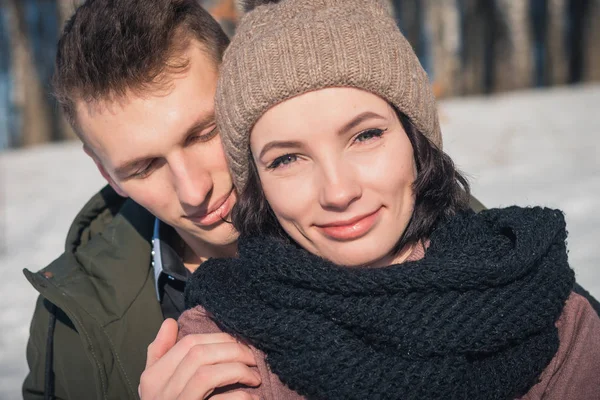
[216, 0, 441, 191]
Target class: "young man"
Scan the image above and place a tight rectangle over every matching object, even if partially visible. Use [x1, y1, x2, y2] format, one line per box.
[23, 1, 259, 399]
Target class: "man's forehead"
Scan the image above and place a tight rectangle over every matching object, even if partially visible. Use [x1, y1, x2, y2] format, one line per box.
[86, 105, 214, 160]
[74, 44, 219, 164]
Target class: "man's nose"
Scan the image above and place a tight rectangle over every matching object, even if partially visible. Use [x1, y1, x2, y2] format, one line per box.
[171, 156, 213, 211]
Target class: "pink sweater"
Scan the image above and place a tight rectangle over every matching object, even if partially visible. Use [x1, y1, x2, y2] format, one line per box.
[179, 243, 600, 399]
[179, 292, 600, 399]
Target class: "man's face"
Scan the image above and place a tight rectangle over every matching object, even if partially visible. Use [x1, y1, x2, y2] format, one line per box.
[76, 43, 238, 254]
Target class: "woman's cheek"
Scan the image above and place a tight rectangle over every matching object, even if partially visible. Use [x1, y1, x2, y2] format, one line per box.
[353, 150, 396, 184]
[263, 173, 313, 220]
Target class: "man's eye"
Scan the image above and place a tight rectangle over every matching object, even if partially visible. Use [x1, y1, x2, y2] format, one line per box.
[131, 161, 156, 179]
[354, 128, 385, 143]
[267, 154, 297, 169]
[189, 126, 218, 144]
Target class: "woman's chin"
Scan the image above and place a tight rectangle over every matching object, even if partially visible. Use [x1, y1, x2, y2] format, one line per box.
[321, 248, 393, 268]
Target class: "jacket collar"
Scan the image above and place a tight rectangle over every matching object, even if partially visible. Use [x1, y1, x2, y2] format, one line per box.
[25, 185, 157, 325]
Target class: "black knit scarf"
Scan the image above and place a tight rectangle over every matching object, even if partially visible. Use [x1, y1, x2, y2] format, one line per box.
[185, 207, 574, 400]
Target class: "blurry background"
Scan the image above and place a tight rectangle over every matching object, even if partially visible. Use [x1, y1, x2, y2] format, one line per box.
[1, 0, 600, 149]
[1, 1, 599, 399]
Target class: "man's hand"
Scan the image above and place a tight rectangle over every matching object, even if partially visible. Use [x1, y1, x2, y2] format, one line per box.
[139, 319, 261, 400]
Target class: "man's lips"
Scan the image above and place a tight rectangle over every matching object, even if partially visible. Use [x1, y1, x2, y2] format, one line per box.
[186, 190, 235, 227]
[316, 208, 381, 241]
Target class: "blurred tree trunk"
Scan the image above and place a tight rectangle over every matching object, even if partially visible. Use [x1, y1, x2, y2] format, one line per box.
[493, 0, 534, 92]
[425, 0, 461, 97]
[392, 0, 425, 74]
[6, 0, 53, 147]
[57, 0, 80, 26]
[55, 0, 80, 141]
[201, 0, 238, 37]
[382, 0, 395, 17]
[546, 0, 568, 85]
[584, 0, 600, 81]
[461, 0, 488, 95]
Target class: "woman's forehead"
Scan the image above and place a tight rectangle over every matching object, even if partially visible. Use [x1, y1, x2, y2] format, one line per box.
[251, 88, 395, 139]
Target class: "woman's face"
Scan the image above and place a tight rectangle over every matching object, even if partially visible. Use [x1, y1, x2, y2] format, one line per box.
[250, 88, 416, 267]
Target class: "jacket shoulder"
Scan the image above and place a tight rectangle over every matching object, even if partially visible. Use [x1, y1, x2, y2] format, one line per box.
[24, 184, 154, 295]
[25, 185, 128, 279]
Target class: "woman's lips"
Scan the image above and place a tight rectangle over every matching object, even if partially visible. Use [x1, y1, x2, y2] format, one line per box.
[186, 190, 235, 227]
[316, 208, 381, 241]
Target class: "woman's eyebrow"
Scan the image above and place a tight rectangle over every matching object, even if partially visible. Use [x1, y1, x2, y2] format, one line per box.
[257, 111, 386, 160]
[258, 140, 303, 160]
[338, 111, 386, 135]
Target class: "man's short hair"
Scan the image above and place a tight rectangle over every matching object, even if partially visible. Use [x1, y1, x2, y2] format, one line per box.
[53, 0, 230, 129]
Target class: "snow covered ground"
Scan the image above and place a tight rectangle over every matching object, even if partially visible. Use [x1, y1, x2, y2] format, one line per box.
[0, 84, 599, 399]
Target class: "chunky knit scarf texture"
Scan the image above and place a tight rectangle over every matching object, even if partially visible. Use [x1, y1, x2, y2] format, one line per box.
[185, 207, 574, 399]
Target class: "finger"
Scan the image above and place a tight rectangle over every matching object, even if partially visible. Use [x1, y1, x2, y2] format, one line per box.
[146, 318, 179, 368]
[151, 332, 243, 372]
[181, 332, 240, 346]
[160, 343, 258, 397]
[187, 342, 257, 367]
[176, 363, 262, 400]
[210, 391, 260, 400]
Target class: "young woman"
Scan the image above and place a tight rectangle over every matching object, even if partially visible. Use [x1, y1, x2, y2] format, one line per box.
[179, 0, 600, 399]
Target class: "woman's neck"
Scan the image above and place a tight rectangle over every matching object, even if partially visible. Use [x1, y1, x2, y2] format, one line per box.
[366, 240, 424, 268]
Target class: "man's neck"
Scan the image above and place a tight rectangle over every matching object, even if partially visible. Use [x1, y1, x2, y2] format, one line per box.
[175, 229, 238, 273]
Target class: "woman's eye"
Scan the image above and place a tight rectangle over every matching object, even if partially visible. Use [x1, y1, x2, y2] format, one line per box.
[355, 128, 385, 143]
[268, 154, 297, 169]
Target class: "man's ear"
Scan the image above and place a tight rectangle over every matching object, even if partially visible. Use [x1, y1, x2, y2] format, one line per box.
[83, 144, 129, 198]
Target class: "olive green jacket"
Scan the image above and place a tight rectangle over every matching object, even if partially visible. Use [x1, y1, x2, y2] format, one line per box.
[22, 186, 163, 400]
